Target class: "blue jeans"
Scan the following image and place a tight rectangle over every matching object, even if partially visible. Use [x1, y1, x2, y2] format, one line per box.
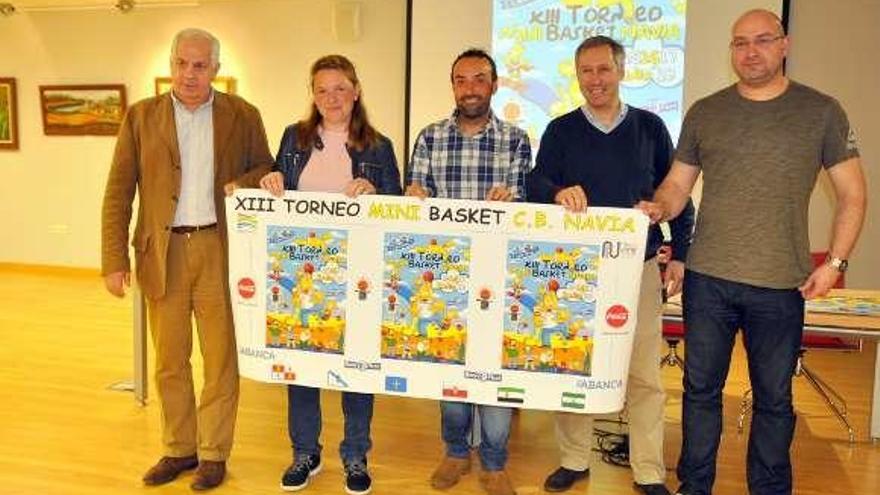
[287, 384, 374, 463]
[441, 401, 512, 471]
[676, 270, 803, 495]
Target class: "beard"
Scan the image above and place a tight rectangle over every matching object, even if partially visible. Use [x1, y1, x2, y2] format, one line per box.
[456, 97, 491, 119]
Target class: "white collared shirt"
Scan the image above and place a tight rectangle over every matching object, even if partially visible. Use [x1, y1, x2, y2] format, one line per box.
[171, 91, 216, 226]
[581, 101, 629, 134]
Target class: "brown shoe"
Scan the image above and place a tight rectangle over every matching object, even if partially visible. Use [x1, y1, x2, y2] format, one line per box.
[190, 460, 226, 491]
[430, 456, 471, 490]
[142, 455, 199, 486]
[479, 470, 517, 495]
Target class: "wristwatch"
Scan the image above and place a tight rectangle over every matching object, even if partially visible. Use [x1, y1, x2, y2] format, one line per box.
[826, 255, 849, 273]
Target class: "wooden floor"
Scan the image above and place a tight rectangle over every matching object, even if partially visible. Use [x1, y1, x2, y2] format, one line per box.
[0, 266, 878, 495]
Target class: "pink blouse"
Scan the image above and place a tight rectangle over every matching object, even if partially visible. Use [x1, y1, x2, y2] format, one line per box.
[297, 127, 353, 192]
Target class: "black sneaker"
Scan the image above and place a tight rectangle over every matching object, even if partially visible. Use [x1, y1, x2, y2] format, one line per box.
[344, 460, 372, 495]
[634, 482, 672, 495]
[281, 454, 322, 491]
[544, 466, 589, 492]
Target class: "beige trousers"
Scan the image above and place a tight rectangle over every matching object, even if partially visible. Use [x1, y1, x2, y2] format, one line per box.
[555, 260, 666, 484]
[147, 230, 239, 462]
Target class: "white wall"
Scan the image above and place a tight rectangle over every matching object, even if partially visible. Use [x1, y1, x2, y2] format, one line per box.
[408, 0, 782, 157]
[0, 0, 406, 268]
[408, 0, 782, 212]
[788, 0, 879, 289]
[0, 0, 877, 289]
[408, 0, 493, 146]
[407, 0, 877, 288]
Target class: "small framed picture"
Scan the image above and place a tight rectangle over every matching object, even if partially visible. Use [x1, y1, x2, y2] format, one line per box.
[39, 84, 127, 136]
[0, 77, 19, 150]
[154, 76, 237, 96]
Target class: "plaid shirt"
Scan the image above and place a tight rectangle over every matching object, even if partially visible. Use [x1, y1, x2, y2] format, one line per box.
[407, 111, 532, 201]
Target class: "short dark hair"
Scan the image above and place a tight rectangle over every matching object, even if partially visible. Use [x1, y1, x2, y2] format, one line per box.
[575, 36, 625, 69]
[450, 48, 498, 82]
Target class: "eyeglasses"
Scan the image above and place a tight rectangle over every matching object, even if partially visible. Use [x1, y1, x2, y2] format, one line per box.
[730, 35, 784, 52]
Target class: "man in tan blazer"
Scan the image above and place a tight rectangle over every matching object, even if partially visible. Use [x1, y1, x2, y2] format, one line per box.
[101, 28, 273, 491]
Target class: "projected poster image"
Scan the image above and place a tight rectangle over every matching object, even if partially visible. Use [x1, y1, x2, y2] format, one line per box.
[492, 0, 687, 144]
[380, 233, 471, 365]
[265, 226, 348, 354]
[502, 241, 601, 376]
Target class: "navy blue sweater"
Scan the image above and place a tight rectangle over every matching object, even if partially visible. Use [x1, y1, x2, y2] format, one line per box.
[527, 107, 694, 261]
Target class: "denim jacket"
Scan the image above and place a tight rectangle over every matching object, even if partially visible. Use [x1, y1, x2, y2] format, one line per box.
[273, 123, 402, 195]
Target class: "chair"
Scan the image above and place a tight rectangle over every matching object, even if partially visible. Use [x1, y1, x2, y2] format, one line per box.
[660, 320, 685, 369]
[737, 251, 858, 442]
[658, 244, 685, 369]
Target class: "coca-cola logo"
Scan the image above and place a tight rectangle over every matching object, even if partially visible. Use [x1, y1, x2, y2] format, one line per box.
[605, 304, 629, 328]
[238, 278, 256, 299]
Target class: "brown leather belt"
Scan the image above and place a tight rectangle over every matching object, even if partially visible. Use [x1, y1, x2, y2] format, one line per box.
[170, 223, 217, 234]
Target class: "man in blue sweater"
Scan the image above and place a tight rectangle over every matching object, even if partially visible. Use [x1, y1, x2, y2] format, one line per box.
[527, 36, 694, 495]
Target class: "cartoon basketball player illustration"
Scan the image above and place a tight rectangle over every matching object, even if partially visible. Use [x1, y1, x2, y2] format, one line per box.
[411, 271, 446, 336]
[534, 279, 569, 346]
[292, 262, 324, 328]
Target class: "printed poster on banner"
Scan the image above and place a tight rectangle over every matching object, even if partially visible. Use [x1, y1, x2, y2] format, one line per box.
[380, 233, 471, 365]
[502, 241, 600, 376]
[227, 190, 648, 414]
[265, 227, 348, 354]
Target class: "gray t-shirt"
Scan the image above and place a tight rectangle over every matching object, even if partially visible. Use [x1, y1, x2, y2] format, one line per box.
[676, 81, 859, 289]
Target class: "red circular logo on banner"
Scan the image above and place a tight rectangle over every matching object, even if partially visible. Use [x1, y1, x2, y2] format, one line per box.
[238, 278, 256, 299]
[605, 304, 629, 328]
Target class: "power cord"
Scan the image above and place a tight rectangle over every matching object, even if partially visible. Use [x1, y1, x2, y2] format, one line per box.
[594, 418, 630, 467]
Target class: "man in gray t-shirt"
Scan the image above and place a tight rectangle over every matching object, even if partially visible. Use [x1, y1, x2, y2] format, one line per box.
[678, 81, 858, 289]
[638, 9, 866, 495]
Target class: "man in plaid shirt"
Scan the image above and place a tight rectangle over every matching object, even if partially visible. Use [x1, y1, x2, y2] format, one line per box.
[406, 49, 531, 495]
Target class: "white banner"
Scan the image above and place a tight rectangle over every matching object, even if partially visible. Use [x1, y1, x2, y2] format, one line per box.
[227, 190, 647, 414]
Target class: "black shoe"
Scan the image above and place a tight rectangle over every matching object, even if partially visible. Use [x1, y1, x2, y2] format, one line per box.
[634, 482, 672, 495]
[344, 459, 372, 495]
[544, 467, 589, 492]
[281, 454, 322, 491]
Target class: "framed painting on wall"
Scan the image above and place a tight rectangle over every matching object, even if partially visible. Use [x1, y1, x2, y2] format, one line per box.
[39, 84, 127, 136]
[0, 78, 18, 150]
[154, 76, 237, 96]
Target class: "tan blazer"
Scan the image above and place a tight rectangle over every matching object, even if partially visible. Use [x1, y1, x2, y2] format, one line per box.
[101, 92, 273, 298]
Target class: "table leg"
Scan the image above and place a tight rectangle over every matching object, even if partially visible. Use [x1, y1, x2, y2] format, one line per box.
[133, 284, 148, 406]
[872, 340, 880, 440]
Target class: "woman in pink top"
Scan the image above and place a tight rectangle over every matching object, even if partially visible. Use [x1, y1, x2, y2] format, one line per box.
[260, 55, 400, 495]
